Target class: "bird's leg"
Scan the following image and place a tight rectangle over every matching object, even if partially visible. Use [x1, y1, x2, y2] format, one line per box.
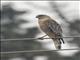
[38, 35, 47, 40]
[41, 35, 47, 38]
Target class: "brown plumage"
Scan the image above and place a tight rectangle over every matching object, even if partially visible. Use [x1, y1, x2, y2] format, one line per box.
[36, 15, 64, 49]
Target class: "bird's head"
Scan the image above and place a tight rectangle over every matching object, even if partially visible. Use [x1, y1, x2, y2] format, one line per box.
[36, 15, 51, 19]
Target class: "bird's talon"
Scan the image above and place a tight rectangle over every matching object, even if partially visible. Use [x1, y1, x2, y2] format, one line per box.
[38, 37, 44, 40]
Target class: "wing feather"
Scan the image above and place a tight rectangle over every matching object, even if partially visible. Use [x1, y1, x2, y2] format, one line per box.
[49, 20, 62, 35]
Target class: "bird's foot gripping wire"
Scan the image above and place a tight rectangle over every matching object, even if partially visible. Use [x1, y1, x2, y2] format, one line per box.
[38, 37, 44, 40]
[38, 35, 47, 40]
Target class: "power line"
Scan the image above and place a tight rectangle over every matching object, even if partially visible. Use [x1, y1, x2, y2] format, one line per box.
[1, 36, 80, 41]
[1, 48, 80, 54]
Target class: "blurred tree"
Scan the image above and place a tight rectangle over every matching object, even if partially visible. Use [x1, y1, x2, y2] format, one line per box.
[69, 20, 80, 46]
[1, 3, 42, 60]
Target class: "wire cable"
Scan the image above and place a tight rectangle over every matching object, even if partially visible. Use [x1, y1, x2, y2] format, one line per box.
[1, 48, 80, 54]
[1, 36, 80, 41]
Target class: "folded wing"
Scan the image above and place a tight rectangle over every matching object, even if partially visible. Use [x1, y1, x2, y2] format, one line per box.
[48, 20, 62, 35]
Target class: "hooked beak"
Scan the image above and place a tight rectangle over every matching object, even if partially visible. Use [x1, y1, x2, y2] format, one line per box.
[36, 15, 38, 18]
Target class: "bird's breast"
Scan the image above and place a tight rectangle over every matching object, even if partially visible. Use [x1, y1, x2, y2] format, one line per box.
[38, 20, 50, 33]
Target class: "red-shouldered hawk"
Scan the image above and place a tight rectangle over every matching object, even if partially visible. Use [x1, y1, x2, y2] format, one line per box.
[36, 15, 64, 49]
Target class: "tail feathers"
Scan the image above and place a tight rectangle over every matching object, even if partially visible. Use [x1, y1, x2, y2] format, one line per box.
[56, 43, 61, 49]
[57, 34, 65, 44]
[52, 38, 61, 49]
[56, 38, 64, 49]
[52, 35, 64, 49]
[59, 38, 65, 44]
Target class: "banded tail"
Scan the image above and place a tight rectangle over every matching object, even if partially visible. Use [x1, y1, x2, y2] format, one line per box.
[52, 35, 65, 49]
